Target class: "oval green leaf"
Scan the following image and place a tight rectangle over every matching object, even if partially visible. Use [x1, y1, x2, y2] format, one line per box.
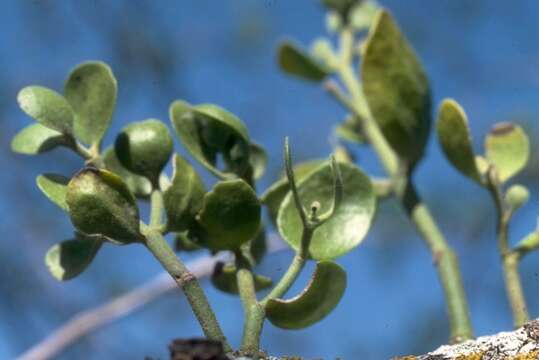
[436, 99, 481, 183]
[277, 162, 375, 260]
[261, 159, 326, 226]
[164, 154, 206, 232]
[66, 168, 142, 244]
[361, 10, 431, 167]
[11, 123, 70, 155]
[197, 179, 261, 251]
[36, 174, 69, 211]
[277, 40, 330, 82]
[65, 61, 117, 146]
[170, 101, 252, 179]
[265, 261, 346, 329]
[211, 263, 272, 295]
[485, 122, 529, 183]
[114, 119, 173, 183]
[102, 146, 152, 198]
[17, 86, 74, 134]
[45, 236, 102, 281]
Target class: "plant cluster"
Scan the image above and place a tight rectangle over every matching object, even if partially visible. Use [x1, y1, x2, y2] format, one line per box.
[11, 0, 539, 358]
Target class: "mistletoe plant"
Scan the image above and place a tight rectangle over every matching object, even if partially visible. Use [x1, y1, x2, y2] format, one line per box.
[11, 0, 539, 358]
[12, 57, 376, 357]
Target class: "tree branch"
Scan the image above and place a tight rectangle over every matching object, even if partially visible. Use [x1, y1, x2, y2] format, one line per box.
[16, 253, 228, 360]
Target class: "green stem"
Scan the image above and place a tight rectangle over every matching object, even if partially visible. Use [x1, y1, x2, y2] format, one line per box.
[235, 254, 265, 357]
[502, 252, 529, 328]
[397, 182, 473, 342]
[330, 27, 473, 343]
[150, 189, 165, 227]
[144, 229, 231, 351]
[144, 189, 230, 350]
[487, 172, 529, 328]
[261, 227, 313, 306]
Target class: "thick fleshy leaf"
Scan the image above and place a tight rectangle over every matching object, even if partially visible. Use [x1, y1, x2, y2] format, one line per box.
[277, 162, 375, 260]
[249, 142, 268, 180]
[265, 261, 346, 329]
[277, 41, 330, 82]
[211, 263, 272, 294]
[436, 99, 481, 183]
[102, 146, 152, 198]
[66, 168, 142, 244]
[362, 10, 431, 167]
[485, 123, 529, 183]
[45, 236, 102, 281]
[197, 179, 260, 251]
[114, 119, 173, 183]
[17, 86, 74, 134]
[164, 154, 206, 232]
[261, 159, 326, 226]
[65, 61, 117, 145]
[36, 174, 69, 211]
[170, 101, 251, 179]
[11, 124, 70, 155]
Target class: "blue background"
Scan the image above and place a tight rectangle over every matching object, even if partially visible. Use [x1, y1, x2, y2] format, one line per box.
[1, 1, 539, 359]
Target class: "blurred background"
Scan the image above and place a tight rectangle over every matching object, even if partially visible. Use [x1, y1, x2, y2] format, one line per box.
[1, 0, 539, 359]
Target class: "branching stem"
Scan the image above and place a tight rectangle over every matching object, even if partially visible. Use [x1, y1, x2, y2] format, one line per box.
[143, 191, 230, 351]
[328, 25, 473, 343]
[486, 170, 529, 328]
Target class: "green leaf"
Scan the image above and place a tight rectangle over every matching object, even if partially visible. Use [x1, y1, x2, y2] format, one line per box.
[36, 174, 69, 211]
[197, 179, 261, 251]
[164, 154, 206, 232]
[102, 146, 152, 198]
[261, 159, 326, 226]
[265, 261, 346, 329]
[277, 162, 375, 260]
[277, 41, 330, 82]
[65, 61, 117, 146]
[211, 263, 272, 294]
[17, 86, 74, 134]
[436, 99, 481, 183]
[170, 100, 251, 179]
[361, 10, 431, 167]
[249, 142, 268, 180]
[174, 232, 202, 252]
[505, 184, 529, 212]
[45, 236, 102, 281]
[485, 122, 529, 183]
[66, 168, 142, 244]
[114, 119, 173, 183]
[11, 123, 70, 155]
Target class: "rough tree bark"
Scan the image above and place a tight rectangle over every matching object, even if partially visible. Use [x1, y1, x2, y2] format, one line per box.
[394, 319, 539, 360]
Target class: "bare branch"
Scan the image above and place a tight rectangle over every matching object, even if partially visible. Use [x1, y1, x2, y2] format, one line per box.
[16, 254, 226, 360]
